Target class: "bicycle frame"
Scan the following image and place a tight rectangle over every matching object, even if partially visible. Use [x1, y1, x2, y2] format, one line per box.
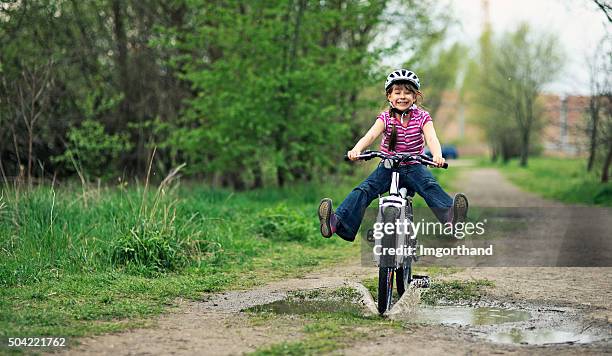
[373, 169, 415, 269]
[349, 150, 443, 314]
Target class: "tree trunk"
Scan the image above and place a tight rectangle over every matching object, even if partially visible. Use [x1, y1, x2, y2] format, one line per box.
[587, 97, 600, 171]
[231, 173, 246, 191]
[27, 128, 33, 187]
[252, 165, 263, 189]
[502, 150, 510, 164]
[220, 172, 231, 188]
[519, 98, 534, 167]
[501, 139, 511, 164]
[112, 0, 130, 125]
[277, 166, 286, 187]
[602, 143, 612, 183]
[11, 126, 22, 177]
[490, 142, 498, 162]
[520, 126, 530, 167]
[277, 0, 306, 186]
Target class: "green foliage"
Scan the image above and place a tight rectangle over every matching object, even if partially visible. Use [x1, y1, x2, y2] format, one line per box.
[110, 218, 200, 275]
[1, 0, 459, 187]
[52, 120, 132, 179]
[470, 24, 565, 164]
[0, 0, 187, 179]
[158, 0, 448, 188]
[253, 204, 315, 242]
[164, 1, 378, 186]
[421, 43, 469, 114]
[0, 179, 357, 337]
[405, 40, 468, 115]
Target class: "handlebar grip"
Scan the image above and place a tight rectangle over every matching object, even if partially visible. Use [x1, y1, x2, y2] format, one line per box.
[344, 154, 351, 162]
[441, 162, 448, 169]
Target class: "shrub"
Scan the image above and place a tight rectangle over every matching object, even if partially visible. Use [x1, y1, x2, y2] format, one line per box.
[110, 163, 201, 275]
[110, 218, 199, 275]
[52, 120, 132, 180]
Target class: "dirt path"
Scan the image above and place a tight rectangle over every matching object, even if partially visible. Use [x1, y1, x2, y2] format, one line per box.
[340, 167, 611, 355]
[448, 167, 610, 322]
[56, 165, 611, 355]
[59, 266, 378, 355]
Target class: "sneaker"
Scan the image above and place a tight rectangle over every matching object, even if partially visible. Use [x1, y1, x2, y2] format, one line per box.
[451, 193, 469, 225]
[318, 198, 335, 238]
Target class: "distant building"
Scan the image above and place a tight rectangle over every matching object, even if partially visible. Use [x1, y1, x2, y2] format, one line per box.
[541, 95, 590, 157]
[433, 90, 591, 157]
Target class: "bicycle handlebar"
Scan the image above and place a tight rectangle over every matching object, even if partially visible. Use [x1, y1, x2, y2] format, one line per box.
[343, 150, 448, 169]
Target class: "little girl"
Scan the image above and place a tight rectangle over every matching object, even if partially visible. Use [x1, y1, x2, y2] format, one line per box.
[318, 69, 468, 241]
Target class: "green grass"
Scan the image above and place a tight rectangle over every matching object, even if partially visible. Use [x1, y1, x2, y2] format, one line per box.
[0, 160, 459, 340]
[419, 279, 494, 306]
[480, 156, 612, 206]
[0, 174, 365, 339]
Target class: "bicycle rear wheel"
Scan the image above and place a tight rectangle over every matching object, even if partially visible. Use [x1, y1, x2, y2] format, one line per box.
[378, 266, 394, 315]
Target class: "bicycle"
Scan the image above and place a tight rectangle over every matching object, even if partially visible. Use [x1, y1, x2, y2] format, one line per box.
[346, 150, 448, 315]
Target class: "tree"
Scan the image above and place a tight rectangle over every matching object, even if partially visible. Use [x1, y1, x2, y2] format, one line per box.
[586, 3, 612, 183]
[0, 0, 450, 188]
[161, 0, 442, 188]
[592, 0, 612, 23]
[15, 60, 54, 186]
[475, 24, 564, 166]
[0, 0, 191, 181]
[601, 101, 612, 182]
[586, 37, 611, 172]
[402, 7, 467, 117]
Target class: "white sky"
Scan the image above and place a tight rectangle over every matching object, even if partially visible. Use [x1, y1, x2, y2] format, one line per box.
[383, 0, 610, 95]
[452, 0, 610, 95]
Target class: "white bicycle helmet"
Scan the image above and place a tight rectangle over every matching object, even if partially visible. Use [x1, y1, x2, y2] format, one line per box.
[384, 69, 420, 91]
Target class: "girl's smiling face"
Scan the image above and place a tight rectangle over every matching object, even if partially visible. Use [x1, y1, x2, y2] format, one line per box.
[387, 84, 416, 111]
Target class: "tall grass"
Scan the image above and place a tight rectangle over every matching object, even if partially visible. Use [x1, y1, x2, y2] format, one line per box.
[0, 161, 367, 287]
[0, 159, 459, 337]
[0, 158, 458, 286]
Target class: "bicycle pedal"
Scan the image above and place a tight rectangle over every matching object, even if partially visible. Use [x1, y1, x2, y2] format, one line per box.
[410, 275, 430, 288]
[366, 229, 375, 243]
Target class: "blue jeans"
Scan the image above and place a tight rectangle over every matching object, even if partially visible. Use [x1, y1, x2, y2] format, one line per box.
[334, 163, 453, 241]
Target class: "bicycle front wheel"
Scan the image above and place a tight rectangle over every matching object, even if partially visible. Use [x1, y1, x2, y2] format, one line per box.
[378, 266, 394, 315]
[396, 262, 411, 297]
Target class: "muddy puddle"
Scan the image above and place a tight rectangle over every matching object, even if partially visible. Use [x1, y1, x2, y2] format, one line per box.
[394, 304, 606, 345]
[245, 285, 610, 347]
[244, 284, 377, 316]
[396, 306, 530, 326]
[488, 328, 598, 345]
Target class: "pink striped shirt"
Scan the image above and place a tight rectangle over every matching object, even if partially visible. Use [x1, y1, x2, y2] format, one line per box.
[377, 105, 432, 165]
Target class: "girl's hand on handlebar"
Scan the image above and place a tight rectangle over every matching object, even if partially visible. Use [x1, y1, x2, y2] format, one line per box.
[432, 154, 445, 167]
[347, 149, 361, 161]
